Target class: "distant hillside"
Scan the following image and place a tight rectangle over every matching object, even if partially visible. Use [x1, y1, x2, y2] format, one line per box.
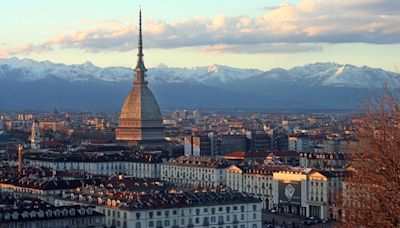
[0, 58, 399, 111]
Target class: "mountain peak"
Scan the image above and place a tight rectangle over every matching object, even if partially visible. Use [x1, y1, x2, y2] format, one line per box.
[156, 63, 168, 68]
[82, 61, 95, 67]
[207, 64, 219, 73]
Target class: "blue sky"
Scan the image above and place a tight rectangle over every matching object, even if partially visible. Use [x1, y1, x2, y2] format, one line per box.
[1, 0, 400, 71]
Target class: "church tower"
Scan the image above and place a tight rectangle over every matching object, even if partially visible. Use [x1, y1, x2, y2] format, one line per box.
[115, 10, 165, 146]
[31, 118, 41, 149]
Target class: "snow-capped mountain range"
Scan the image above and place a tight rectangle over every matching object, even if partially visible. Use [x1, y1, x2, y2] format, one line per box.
[0, 57, 399, 110]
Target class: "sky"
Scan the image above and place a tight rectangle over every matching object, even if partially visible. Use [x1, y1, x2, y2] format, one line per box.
[1, 0, 400, 71]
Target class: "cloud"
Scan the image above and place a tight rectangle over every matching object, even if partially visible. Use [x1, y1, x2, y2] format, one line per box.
[198, 43, 323, 54]
[1, 0, 400, 57]
[0, 42, 50, 58]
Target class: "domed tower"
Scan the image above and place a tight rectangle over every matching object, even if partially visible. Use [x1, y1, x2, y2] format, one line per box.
[116, 10, 165, 146]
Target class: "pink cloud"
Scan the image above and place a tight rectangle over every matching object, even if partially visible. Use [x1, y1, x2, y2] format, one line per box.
[2, 0, 400, 56]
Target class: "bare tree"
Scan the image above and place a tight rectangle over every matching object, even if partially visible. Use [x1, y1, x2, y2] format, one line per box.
[342, 86, 400, 227]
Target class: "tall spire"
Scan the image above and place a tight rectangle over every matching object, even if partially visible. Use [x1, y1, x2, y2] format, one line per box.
[135, 8, 147, 83]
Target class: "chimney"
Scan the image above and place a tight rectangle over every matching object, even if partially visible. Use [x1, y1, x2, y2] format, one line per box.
[18, 143, 23, 175]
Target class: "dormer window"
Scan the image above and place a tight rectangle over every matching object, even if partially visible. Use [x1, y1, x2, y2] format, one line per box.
[69, 209, 76, 216]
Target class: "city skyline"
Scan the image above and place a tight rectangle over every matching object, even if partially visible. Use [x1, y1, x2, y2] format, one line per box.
[1, 0, 400, 71]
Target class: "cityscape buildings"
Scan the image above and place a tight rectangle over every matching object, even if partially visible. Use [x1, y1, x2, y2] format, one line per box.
[0, 3, 388, 227]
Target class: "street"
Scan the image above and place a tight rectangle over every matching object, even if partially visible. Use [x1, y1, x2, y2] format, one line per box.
[262, 211, 335, 228]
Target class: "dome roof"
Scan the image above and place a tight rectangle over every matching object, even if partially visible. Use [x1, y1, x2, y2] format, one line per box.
[119, 83, 162, 121]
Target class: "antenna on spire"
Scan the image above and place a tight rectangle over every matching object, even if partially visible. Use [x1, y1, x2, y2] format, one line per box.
[134, 6, 147, 83]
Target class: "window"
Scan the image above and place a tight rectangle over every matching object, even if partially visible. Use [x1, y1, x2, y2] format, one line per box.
[218, 216, 224, 223]
[253, 205, 257, 211]
[211, 216, 216, 222]
[204, 208, 208, 213]
[195, 217, 199, 224]
[157, 211, 162, 216]
[211, 208, 216, 214]
[240, 206, 245, 212]
[219, 207, 223, 212]
[252, 225, 257, 228]
[196, 209, 200, 215]
[173, 210, 177, 215]
[156, 220, 162, 227]
[226, 215, 230, 222]
[136, 213, 141, 219]
[241, 214, 245, 220]
[253, 213, 256, 219]
[135, 222, 141, 228]
[165, 211, 170, 217]
[164, 220, 170, 226]
[148, 221, 154, 227]
[233, 206, 238, 211]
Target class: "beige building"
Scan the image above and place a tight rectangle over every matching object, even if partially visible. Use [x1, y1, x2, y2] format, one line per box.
[227, 165, 285, 209]
[306, 170, 345, 220]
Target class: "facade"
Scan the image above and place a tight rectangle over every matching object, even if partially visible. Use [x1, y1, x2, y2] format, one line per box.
[218, 134, 247, 155]
[247, 132, 271, 152]
[115, 10, 164, 146]
[184, 134, 215, 156]
[288, 134, 310, 152]
[306, 170, 345, 220]
[56, 190, 262, 228]
[227, 165, 287, 210]
[25, 151, 163, 178]
[161, 156, 230, 187]
[272, 170, 308, 216]
[273, 129, 288, 151]
[271, 169, 346, 220]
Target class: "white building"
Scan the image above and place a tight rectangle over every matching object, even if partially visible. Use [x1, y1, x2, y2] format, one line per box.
[161, 156, 230, 188]
[56, 190, 262, 228]
[25, 151, 163, 178]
